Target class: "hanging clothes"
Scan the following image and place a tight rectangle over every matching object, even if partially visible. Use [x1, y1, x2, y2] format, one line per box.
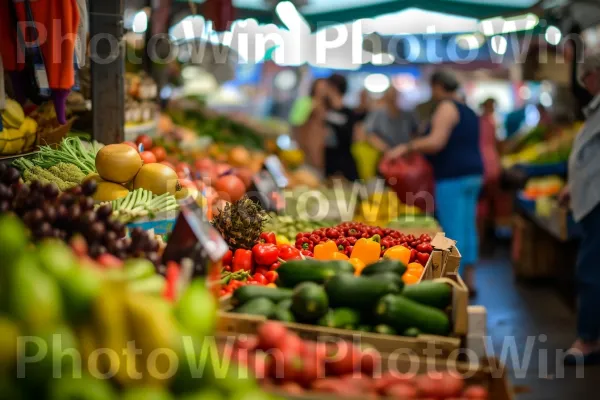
[75, 0, 88, 67]
[0, 0, 80, 124]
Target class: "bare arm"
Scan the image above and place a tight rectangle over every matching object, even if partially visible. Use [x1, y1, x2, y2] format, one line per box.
[367, 134, 390, 152]
[410, 101, 459, 154]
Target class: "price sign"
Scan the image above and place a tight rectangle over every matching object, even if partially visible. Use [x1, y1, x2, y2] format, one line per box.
[248, 155, 288, 213]
[162, 198, 229, 277]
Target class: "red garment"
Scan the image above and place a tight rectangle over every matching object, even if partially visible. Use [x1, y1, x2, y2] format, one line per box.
[0, 0, 80, 90]
[479, 114, 501, 185]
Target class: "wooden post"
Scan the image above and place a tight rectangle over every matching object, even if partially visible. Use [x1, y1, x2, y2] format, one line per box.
[89, 0, 125, 144]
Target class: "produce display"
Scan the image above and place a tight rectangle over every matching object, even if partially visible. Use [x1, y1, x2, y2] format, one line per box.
[27, 136, 99, 174]
[229, 258, 453, 337]
[0, 165, 161, 263]
[0, 98, 38, 155]
[521, 175, 564, 200]
[263, 213, 336, 244]
[226, 321, 490, 398]
[0, 215, 282, 400]
[105, 188, 179, 223]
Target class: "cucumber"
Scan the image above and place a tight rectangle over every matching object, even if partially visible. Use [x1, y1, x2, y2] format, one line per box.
[367, 272, 405, 291]
[375, 295, 451, 336]
[318, 308, 360, 330]
[291, 282, 329, 323]
[403, 281, 452, 309]
[233, 297, 275, 318]
[361, 259, 407, 277]
[272, 299, 295, 323]
[403, 327, 421, 337]
[356, 325, 373, 332]
[232, 286, 293, 307]
[325, 274, 400, 312]
[277, 260, 354, 288]
[373, 324, 397, 335]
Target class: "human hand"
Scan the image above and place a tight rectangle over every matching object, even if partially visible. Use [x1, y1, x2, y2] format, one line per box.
[558, 185, 571, 207]
[384, 144, 409, 161]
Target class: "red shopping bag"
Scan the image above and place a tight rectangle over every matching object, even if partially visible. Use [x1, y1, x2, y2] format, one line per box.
[379, 154, 435, 213]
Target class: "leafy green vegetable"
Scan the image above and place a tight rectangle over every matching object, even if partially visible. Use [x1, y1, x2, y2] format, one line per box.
[30, 137, 99, 174]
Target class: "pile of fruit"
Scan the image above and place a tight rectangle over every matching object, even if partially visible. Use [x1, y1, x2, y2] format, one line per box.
[295, 222, 433, 265]
[0, 165, 162, 263]
[263, 213, 336, 244]
[355, 190, 424, 226]
[227, 321, 490, 399]
[229, 258, 453, 337]
[521, 175, 565, 200]
[0, 215, 282, 400]
[0, 99, 38, 155]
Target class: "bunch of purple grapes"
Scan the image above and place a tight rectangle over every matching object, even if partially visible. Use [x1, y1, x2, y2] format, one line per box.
[0, 164, 159, 263]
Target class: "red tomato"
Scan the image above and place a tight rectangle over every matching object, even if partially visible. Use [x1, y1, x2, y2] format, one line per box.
[215, 163, 233, 177]
[140, 151, 157, 164]
[384, 383, 418, 398]
[214, 175, 246, 203]
[464, 385, 489, 399]
[279, 381, 305, 394]
[417, 252, 430, 265]
[176, 162, 192, 178]
[265, 271, 278, 283]
[160, 161, 176, 171]
[359, 347, 381, 376]
[135, 134, 153, 150]
[257, 321, 288, 351]
[194, 157, 215, 173]
[150, 146, 167, 162]
[123, 141, 138, 151]
[253, 273, 268, 285]
[326, 341, 361, 376]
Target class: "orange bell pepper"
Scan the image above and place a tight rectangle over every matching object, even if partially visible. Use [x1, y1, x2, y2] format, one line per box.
[350, 234, 381, 265]
[331, 252, 350, 261]
[314, 240, 338, 260]
[402, 272, 420, 285]
[407, 262, 425, 275]
[349, 258, 366, 276]
[384, 246, 411, 266]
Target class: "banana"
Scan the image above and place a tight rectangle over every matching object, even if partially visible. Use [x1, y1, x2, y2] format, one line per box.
[91, 280, 137, 387]
[125, 292, 180, 387]
[0, 130, 25, 155]
[20, 117, 38, 150]
[1, 99, 25, 129]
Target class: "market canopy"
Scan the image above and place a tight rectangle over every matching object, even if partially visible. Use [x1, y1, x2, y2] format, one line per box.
[179, 0, 540, 27]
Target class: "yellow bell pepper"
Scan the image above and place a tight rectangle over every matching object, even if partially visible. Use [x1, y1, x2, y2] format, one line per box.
[384, 246, 411, 266]
[350, 234, 381, 265]
[331, 252, 349, 261]
[349, 258, 366, 276]
[314, 240, 338, 260]
[276, 234, 291, 245]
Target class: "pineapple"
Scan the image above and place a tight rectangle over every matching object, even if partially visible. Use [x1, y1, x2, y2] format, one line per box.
[212, 196, 268, 250]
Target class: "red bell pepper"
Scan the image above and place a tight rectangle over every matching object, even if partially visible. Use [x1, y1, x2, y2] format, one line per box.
[164, 261, 180, 302]
[252, 243, 279, 266]
[260, 232, 277, 245]
[233, 249, 254, 272]
[222, 249, 233, 266]
[278, 244, 302, 261]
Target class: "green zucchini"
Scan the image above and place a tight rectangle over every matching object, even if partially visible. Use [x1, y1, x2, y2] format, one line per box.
[232, 286, 293, 307]
[318, 308, 360, 330]
[367, 272, 405, 291]
[325, 274, 400, 311]
[402, 281, 452, 309]
[290, 282, 329, 323]
[361, 259, 407, 277]
[276, 260, 354, 288]
[403, 327, 421, 337]
[373, 324, 397, 335]
[272, 299, 295, 323]
[375, 295, 451, 336]
[233, 297, 275, 318]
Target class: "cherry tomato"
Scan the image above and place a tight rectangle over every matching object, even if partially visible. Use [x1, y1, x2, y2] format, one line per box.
[265, 271, 278, 283]
[253, 273, 268, 285]
[135, 134, 153, 150]
[140, 151, 157, 164]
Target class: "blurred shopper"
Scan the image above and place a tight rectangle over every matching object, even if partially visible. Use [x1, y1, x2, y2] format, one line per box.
[324, 74, 359, 181]
[384, 70, 483, 293]
[477, 98, 502, 247]
[365, 87, 419, 155]
[354, 89, 371, 121]
[289, 78, 329, 173]
[561, 52, 600, 365]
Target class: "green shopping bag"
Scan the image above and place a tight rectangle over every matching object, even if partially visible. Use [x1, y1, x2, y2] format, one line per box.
[351, 141, 381, 180]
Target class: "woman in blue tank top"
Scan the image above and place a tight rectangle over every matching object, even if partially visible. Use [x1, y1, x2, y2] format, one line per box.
[384, 70, 483, 294]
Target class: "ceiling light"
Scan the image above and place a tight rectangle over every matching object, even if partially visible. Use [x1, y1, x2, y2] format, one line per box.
[364, 74, 390, 93]
[132, 11, 148, 34]
[545, 26, 562, 45]
[490, 36, 508, 55]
